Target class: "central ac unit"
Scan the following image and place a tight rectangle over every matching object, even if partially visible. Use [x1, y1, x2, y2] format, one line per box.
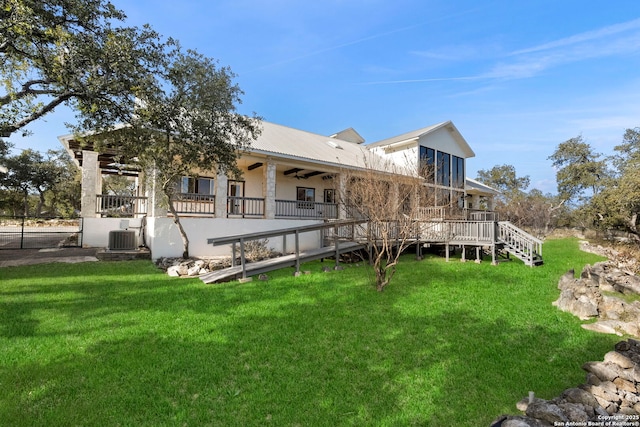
[108, 230, 137, 250]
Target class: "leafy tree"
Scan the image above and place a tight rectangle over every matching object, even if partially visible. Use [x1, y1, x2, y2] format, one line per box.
[91, 44, 261, 258]
[476, 164, 565, 235]
[0, 148, 77, 217]
[476, 164, 530, 199]
[611, 127, 640, 174]
[548, 136, 608, 205]
[1, 150, 34, 215]
[1, 0, 163, 137]
[475, 164, 529, 222]
[45, 148, 81, 216]
[588, 128, 640, 237]
[102, 175, 136, 196]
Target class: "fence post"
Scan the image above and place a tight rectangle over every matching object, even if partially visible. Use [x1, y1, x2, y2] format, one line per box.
[20, 215, 25, 249]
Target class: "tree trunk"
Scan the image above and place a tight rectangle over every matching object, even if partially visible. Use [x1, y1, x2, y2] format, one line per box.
[36, 191, 46, 217]
[166, 194, 190, 259]
[22, 190, 29, 217]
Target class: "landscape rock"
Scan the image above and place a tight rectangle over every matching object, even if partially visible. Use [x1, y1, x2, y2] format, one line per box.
[553, 260, 640, 337]
[491, 339, 640, 425]
[155, 256, 233, 279]
[525, 400, 568, 424]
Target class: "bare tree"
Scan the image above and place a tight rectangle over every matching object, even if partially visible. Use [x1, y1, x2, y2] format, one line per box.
[338, 158, 432, 291]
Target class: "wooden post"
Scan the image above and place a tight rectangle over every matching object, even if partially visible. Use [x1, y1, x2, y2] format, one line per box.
[461, 245, 466, 262]
[239, 237, 247, 279]
[334, 223, 340, 268]
[231, 243, 237, 267]
[294, 230, 300, 274]
[445, 243, 450, 262]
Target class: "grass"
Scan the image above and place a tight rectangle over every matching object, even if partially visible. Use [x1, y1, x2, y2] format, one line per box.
[0, 238, 621, 426]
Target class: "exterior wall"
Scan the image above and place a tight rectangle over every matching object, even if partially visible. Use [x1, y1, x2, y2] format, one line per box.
[242, 167, 264, 197]
[274, 174, 335, 201]
[82, 217, 145, 247]
[375, 146, 418, 173]
[145, 217, 324, 259]
[418, 127, 469, 158]
[83, 217, 324, 259]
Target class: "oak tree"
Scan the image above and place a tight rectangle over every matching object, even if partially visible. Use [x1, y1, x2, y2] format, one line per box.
[1, 0, 163, 138]
[93, 44, 261, 258]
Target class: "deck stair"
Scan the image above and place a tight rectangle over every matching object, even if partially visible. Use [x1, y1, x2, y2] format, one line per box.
[496, 221, 543, 266]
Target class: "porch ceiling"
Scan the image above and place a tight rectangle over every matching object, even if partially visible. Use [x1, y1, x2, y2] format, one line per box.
[65, 138, 140, 176]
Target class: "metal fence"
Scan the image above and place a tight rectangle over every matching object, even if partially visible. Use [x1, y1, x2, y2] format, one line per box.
[0, 216, 83, 250]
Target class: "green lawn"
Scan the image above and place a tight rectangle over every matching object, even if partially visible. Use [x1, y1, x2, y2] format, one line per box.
[0, 238, 620, 426]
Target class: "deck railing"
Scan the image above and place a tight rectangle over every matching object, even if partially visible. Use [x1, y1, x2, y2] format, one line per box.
[275, 200, 338, 219]
[227, 196, 265, 218]
[497, 221, 543, 261]
[419, 220, 495, 243]
[466, 209, 498, 221]
[173, 193, 215, 215]
[416, 206, 446, 219]
[96, 195, 147, 217]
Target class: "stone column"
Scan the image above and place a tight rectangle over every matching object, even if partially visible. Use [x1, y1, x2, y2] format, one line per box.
[263, 161, 276, 219]
[468, 194, 479, 210]
[80, 150, 101, 218]
[337, 173, 348, 220]
[215, 173, 228, 218]
[147, 167, 167, 218]
[487, 195, 496, 211]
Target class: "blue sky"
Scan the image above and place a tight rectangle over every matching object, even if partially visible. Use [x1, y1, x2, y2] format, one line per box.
[9, 0, 640, 193]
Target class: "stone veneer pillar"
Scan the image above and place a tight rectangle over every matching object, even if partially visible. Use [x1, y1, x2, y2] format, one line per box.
[337, 174, 347, 220]
[263, 162, 276, 219]
[147, 167, 167, 218]
[80, 150, 101, 218]
[215, 173, 228, 218]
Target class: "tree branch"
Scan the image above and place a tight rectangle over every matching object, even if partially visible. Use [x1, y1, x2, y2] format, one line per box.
[2, 92, 75, 136]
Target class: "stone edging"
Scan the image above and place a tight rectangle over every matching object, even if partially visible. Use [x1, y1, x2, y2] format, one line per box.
[491, 339, 640, 426]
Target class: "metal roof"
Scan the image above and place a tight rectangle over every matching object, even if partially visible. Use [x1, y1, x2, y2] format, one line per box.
[248, 121, 381, 171]
[366, 120, 475, 158]
[465, 177, 501, 195]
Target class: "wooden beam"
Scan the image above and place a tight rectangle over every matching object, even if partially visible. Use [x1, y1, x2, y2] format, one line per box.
[284, 168, 302, 175]
[302, 171, 324, 179]
[248, 162, 263, 171]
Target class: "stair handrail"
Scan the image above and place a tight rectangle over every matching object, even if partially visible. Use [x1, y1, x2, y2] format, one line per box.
[497, 221, 543, 261]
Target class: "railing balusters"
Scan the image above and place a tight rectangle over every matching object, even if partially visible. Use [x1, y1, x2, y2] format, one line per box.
[275, 200, 338, 219]
[227, 196, 264, 218]
[174, 193, 215, 215]
[96, 195, 148, 217]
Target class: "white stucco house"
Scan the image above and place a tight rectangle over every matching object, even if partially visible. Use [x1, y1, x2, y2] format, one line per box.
[60, 119, 525, 263]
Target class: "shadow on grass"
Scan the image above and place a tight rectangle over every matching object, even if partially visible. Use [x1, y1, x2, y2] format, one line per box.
[0, 256, 619, 426]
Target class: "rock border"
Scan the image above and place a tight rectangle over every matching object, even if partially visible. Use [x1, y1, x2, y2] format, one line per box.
[491, 339, 640, 426]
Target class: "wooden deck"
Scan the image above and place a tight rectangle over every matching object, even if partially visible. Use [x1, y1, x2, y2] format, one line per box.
[201, 218, 544, 284]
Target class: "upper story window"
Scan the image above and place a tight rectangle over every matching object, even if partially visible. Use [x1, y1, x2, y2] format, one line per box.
[420, 146, 464, 189]
[436, 151, 450, 187]
[452, 155, 464, 189]
[419, 146, 435, 183]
